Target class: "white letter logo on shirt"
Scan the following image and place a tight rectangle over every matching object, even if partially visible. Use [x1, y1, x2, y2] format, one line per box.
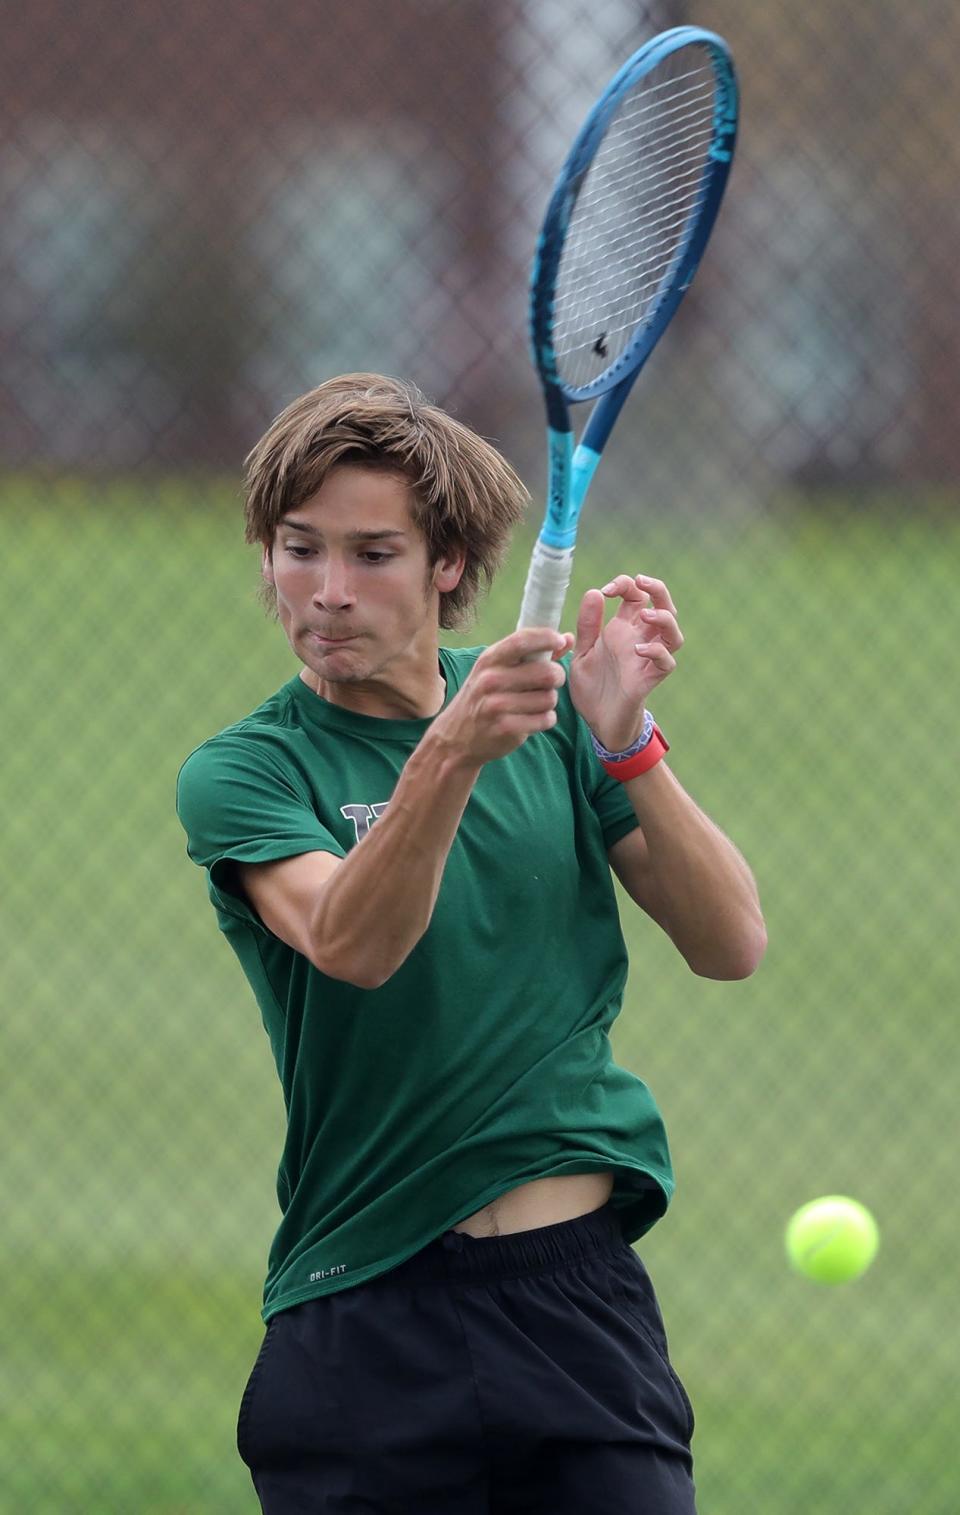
[340, 802, 390, 844]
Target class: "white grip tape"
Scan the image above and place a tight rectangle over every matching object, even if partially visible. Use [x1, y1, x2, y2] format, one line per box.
[517, 540, 575, 634]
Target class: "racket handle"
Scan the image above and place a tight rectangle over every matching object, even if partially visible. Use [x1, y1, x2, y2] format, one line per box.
[517, 539, 575, 645]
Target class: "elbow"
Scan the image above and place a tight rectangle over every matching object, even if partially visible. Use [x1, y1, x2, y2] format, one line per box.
[306, 900, 432, 989]
[307, 930, 411, 990]
[326, 962, 388, 991]
[344, 967, 394, 991]
[309, 947, 396, 990]
[305, 906, 399, 988]
[688, 918, 768, 981]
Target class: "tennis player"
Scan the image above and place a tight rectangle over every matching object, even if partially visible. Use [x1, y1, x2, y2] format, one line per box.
[176, 372, 765, 1514]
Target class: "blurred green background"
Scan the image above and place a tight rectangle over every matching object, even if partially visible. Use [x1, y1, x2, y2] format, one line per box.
[3, 1, 959, 1511]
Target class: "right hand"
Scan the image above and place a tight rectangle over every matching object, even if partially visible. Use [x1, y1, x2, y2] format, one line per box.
[430, 627, 574, 767]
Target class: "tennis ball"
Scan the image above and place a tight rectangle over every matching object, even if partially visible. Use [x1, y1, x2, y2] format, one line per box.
[785, 1196, 879, 1284]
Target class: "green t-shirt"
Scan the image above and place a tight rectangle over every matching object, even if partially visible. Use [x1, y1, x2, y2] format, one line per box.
[176, 646, 674, 1322]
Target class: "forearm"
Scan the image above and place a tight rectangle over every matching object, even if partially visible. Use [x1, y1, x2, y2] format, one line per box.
[312, 733, 481, 988]
[624, 762, 766, 980]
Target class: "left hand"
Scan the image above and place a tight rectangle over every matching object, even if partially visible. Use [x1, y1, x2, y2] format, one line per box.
[567, 573, 684, 752]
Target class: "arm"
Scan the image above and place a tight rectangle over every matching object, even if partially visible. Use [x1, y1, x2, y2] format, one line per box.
[607, 764, 766, 979]
[237, 626, 573, 989]
[568, 572, 766, 981]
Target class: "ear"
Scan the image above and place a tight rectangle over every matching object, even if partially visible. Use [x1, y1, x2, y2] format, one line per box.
[433, 548, 466, 595]
[261, 543, 276, 586]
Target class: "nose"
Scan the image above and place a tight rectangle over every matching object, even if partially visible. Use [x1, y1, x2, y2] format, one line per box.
[313, 558, 355, 613]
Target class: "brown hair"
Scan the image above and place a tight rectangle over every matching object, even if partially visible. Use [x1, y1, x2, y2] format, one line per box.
[243, 373, 528, 629]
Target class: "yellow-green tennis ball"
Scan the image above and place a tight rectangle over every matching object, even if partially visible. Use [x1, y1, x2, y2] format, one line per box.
[785, 1196, 879, 1284]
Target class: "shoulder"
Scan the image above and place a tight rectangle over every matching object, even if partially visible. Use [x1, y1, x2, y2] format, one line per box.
[439, 644, 484, 692]
[176, 686, 301, 798]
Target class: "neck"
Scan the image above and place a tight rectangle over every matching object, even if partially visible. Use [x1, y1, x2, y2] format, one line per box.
[301, 662, 446, 720]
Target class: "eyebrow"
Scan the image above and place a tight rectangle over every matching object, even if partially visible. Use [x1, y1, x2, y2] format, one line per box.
[278, 517, 407, 543]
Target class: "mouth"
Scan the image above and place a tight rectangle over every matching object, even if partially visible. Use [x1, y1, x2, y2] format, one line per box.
[307, 630, 359, 647]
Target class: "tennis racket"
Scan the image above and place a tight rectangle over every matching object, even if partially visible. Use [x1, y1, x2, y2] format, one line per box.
[518, 25, 739, 633]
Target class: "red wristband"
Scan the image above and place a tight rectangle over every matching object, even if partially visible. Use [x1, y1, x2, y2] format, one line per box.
[597, 726, 669, 781]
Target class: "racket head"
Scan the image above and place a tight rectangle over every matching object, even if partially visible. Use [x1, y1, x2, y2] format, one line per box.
[530, 26, 738, 426]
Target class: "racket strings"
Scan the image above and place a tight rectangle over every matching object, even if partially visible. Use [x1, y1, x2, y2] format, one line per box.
[582, 179, 710, 309]
[561, 90, 714, 357]
[554, 52, 718, 392]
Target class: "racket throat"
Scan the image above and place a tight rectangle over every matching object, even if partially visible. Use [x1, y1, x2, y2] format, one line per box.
[539, 428, 597, 537]
[543, 427, 575, 547]
[541, 438, 601, 552]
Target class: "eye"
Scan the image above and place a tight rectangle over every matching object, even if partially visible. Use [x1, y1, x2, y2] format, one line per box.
[360, 551, 392, 564]
[284, 544, 313, 558]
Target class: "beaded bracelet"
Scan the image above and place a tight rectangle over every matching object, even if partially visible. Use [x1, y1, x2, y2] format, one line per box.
[590, 710, 669, 781]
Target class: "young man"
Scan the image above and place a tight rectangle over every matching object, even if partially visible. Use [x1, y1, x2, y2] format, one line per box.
[177, 373, 765, 1514]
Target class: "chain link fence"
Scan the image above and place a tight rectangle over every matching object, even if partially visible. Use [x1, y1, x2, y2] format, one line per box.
[3, 2, 958, 1511]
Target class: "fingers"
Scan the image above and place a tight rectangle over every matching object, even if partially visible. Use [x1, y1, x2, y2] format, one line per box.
[599, 574, 683, 651]
[634, 574, 676, 615]
[601, 573, 677, 617]
[575, 589, 605, 657]
[464, 651, 566, 742]
[471, 631, 572, 716]
[638, 605, 684, 653]
[440, 628, 576, 764]
[473, 653, 567, 697]
[486, 627, 572, 666]
[634, 639, 677, 675]
[601, 573, 648, 604]
[550, 632, 576, 662]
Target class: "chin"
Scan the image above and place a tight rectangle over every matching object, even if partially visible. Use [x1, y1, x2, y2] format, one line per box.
[315, 664, 366, 684]
[301, 644, 369, 683]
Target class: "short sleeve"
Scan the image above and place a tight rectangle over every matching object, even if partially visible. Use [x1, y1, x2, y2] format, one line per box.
[176, 733, 345, 926]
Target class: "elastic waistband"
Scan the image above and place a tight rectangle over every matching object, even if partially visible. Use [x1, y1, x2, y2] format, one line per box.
[378, 1202, 628, 1289]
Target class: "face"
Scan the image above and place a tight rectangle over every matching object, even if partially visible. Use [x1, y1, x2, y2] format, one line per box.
[262, 464, 464, 713]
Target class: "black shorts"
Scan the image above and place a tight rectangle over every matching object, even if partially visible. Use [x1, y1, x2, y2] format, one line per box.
[237, 1201, 696, 1514]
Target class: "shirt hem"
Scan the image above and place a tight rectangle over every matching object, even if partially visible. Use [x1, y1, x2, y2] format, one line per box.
[259, 1161, 673, 1323]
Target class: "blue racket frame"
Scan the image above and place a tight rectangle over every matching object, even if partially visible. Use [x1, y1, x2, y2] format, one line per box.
[529, 26, 739, 555]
